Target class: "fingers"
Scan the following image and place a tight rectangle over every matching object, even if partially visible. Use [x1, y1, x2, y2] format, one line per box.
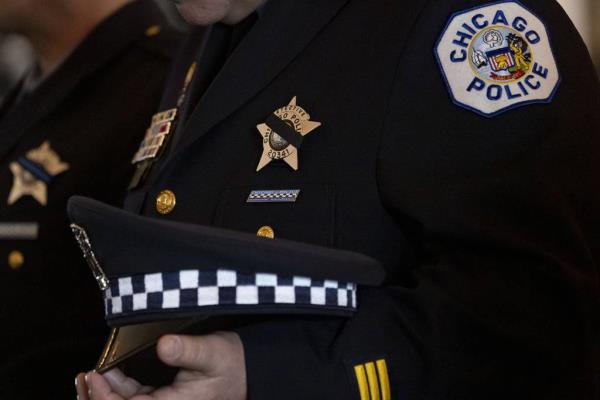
[88, 370, 175, 400]
[103, 368, 153, 398]
[75, 372, 89, 400]
[156, 334, 211, 371]
[156, 332, 243, 374]
[86, 371, 125, 400]
[79, 370, 153, 400]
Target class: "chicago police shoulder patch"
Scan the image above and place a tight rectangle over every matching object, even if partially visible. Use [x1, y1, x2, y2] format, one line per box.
[435, 0, 560, 117]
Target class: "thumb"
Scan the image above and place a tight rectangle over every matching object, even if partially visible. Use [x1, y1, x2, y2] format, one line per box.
[157, 334, 216, 372]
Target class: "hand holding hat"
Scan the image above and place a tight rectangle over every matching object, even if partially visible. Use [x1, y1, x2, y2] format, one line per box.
[68, 195, 385, 393]
[77, 332, 246, 400]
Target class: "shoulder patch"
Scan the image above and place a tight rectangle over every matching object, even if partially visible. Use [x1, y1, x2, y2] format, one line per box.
[435, 0, 560, 117]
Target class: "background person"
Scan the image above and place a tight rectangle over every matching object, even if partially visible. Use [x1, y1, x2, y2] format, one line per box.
[0, 0, 181, 398]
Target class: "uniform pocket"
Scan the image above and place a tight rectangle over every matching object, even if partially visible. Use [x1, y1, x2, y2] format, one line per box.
[213, 184, 336, 247]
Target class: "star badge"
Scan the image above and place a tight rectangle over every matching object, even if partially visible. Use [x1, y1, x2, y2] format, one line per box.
[256, 97, 321, 171]
[7, 141, 69, 206]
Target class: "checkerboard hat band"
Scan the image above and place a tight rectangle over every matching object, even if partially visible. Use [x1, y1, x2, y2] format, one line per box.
[104, 268, 357, 320]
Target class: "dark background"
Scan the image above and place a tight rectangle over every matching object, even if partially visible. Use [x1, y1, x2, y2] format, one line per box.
[0, 0, 187, 99]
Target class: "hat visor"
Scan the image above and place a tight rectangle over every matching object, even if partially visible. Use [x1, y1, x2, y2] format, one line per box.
[97, 304, 354, 375]
[96, 318, 202, 373]
[96, 314, 280, 385]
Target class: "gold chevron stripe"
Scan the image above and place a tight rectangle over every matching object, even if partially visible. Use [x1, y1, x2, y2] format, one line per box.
[354, 364, 370, 400]
[376, 359, 391, 400]
[365, 362, 381, 400]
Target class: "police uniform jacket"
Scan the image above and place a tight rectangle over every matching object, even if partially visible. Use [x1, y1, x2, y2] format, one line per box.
[123, 0, 599, 398]
[0, 1, 181, 397]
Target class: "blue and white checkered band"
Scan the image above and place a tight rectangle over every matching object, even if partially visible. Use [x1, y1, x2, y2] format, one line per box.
[104, 269, 357, 319]
[246, 189, 301, 203]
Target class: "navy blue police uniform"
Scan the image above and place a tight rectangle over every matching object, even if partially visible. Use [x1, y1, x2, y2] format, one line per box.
[0, 1, 181, 397]
[99, 0, 599, 398]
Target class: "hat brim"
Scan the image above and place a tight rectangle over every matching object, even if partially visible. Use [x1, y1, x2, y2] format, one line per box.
[67, 196, 385, 379]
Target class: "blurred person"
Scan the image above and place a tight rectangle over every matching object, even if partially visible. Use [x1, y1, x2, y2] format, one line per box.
[0, 35, 33, 99]
[0, 0, 181, 398]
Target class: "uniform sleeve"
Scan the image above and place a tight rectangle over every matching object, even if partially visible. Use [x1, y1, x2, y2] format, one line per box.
[236, 0, 600, 398]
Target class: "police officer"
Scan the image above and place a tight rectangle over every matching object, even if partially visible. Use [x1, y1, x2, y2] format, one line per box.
[79, 0, 599, 399]
[0, 0, 181, 398]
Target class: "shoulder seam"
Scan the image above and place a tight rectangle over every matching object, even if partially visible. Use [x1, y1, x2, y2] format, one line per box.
[374, 0, 437, 150]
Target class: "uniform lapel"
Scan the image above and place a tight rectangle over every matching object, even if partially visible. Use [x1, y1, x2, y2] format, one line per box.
[164, 0, 349, 167]
[0, 0, 166, 162]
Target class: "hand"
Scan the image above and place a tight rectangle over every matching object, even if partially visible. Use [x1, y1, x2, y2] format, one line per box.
[76, 331, 247, 400]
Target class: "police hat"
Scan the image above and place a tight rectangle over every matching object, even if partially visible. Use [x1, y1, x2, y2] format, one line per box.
[67, 196, 385, 375]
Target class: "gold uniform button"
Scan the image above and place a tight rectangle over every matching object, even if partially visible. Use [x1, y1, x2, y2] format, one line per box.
[256, 226, 275, 239]
[156, 190, 176, 215]
[145, 25, 162, 37]
[8, 250, 24, 270]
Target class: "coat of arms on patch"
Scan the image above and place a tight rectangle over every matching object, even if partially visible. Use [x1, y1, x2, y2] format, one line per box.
[471, 28, 532, 82]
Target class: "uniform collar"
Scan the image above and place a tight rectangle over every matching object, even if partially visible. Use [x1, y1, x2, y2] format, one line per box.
[159, 0, 350, 174]
[257, 0, 269, 18]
